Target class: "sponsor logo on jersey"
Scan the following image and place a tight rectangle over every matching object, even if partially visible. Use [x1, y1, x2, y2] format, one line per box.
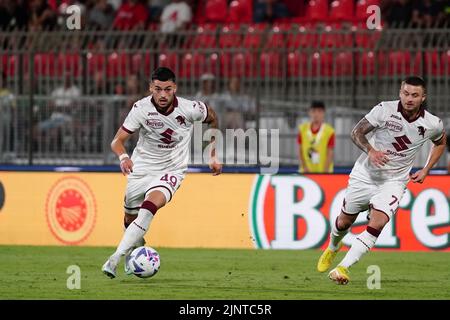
[392, 134, 411, 152]
[176, 115, 186, 126]
[390, 114, 402, 120]
[386, 149, 407, 158]
[148, 112, 159, 116]
[46, 177, 96, 245]
[417, 126, 426, 138]
[386, 120, 403, 132]
[146, 119, 164, 129]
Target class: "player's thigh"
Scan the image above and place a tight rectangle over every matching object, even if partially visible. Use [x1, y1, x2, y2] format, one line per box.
[342, 178, 376, 216]
[124, 176, 153, 215]
[144, 172, 185, 205]
[370, 182, 406, 221]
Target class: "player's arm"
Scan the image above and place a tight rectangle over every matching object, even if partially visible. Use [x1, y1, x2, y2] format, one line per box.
[111, 127, 134, 175]
[351, 117, 389, 167]
[203, 105, 222, 176]
[410, 132, 447, 183]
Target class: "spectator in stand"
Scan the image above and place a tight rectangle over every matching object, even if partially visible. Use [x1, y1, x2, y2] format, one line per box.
[9, 0, 29, 30]
[253, 0, 290, 24]
[29, 0, 57, 31]
[149, 0, 171, 23]
[0, 70, 17, 161]
[411, 0, 447, 28]
[382, 0, 413, 28]
[87, 0, 115, 30]
[160, 0, 192, 33]
[219, 76, 256, 130]
[113, 0, 149, 30]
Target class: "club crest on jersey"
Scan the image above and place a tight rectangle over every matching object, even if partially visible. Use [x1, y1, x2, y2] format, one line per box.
[417, 126, 426, 138]
[145, 119, 164, 129]
[386, 120, 403, 132]
[176, 115, 186, 126]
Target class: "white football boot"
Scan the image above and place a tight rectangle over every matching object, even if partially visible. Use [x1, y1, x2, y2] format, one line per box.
[102, 255, 120, 279]
[124, 238, 146, 275]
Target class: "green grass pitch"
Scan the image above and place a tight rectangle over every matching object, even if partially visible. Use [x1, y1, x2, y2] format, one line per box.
[0, 245, 449, 300]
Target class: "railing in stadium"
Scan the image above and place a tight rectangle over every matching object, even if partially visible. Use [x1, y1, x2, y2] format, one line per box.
[0, 25, 449, 168]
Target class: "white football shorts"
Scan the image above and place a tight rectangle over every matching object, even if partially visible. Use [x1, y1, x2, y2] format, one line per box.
[341, 177, 407, 220]
[124, 171, 185, 214]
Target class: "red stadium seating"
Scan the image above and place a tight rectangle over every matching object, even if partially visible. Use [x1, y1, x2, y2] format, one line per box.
[204, 52, 219, 75]
[34, 53, 55, 76]
[334, 51, 353, 75]
[329, 0, 355, 22]
[231, 52, 256, 77]
[266, 24, 289, 48]
[320, 23, 352, 48]
[131, 53, 155, 75]
[228, 0, 253, 24]
[87, 52, 106, 75]
[260, 52, 282, 77]
[158, 52, 179, 74]
[287, 24, 316, 48]
[310, 51, 333, 76]
[287, 51, 308, 77]
[218, 24, 242, 48]
[243, 24, 267, 49]
[355, 0, 381, 22]
[442, 50, 450, 75]
[190, 24, 217, 48]
[107, 52, 129, 77]
[379, 51, 421, 76]
[306, 0, 329, 22]
[424, 51, 440, 76]
[180, 52, 206, 78]
[56, 53, 81, 77]
[352, 22, 383, 48]
[205, 0, 228, 23]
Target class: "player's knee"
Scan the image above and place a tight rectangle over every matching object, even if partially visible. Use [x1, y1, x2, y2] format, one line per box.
[124, 213, 137, 226]
[367, 210, 389, 230]
[337, 213, 354, 230]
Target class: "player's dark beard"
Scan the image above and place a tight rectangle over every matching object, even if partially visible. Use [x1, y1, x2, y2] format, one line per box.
[153, 97, 174, 115]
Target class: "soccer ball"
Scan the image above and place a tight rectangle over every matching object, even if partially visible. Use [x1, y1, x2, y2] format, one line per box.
[127, 246, 160, 278]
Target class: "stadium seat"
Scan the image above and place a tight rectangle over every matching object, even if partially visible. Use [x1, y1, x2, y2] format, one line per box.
[379, 51, 421, 76]
[204, 52, 219, 75]
[228, 0, 253, 24]
[441, 50, 450, 75]
[352, 22, 382, 48]
[34, 53, 55, 76]
[218, 24, 242, 48]
[158, 52, 179, 73]
[56, 52, 81, 77]
[265, 24, 289, 48]
[355, 0, 380, 22]
[87, 52, 106, 75]
[424, 51, 440, 76]
[190, 24, 217, 48]
[107, 52, 129, 78]
[334, 51, 353, 76]
[205, 0, 228, 23]
[310, 51, 333, 77]
[287, 24, 316, 48]
[231, 52, 256, 77]
[180, 52, 206, 78]
[243, 24, 267, 49]
[306, 0, 329, 22]
[219, 52, 231, 77]
[260, 52, 282, 78]
[287, 51, 308, 77]
[319, 23, 352, 48]
[131, 53, 155, 75]
[329, 0, 355, 22]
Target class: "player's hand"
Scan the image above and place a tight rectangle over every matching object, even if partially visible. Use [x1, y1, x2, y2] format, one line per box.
[209, 159, 222, 176]
[120, 158, 134, 175]
[368, 149, 389, 168]
[410, 169, 428, 184]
